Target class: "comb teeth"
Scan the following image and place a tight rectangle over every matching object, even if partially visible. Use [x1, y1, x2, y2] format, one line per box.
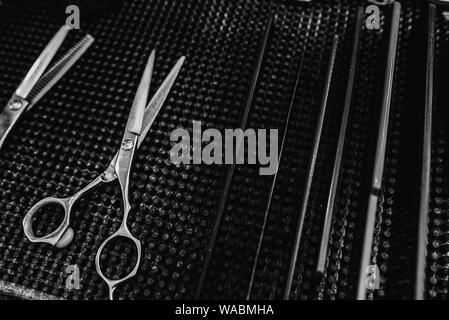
[27, 34, 94, 106]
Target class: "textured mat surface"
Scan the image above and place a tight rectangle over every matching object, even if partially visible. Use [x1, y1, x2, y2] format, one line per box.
[0, 0, 441, 300]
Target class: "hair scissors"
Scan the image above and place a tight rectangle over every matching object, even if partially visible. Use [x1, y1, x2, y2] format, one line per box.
[0, 25, 94, 150]
[22, 50, 185, 299]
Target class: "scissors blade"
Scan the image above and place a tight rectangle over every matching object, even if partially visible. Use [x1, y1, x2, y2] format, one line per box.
[105, 55, 184, 174]
[125, 50, 155, 135]
[15, 26, 70, 99]
[137, 56, 185, 149]
[27, 34, 94, 108]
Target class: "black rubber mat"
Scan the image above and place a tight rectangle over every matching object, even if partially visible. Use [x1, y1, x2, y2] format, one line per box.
[0, 0, 441, 300]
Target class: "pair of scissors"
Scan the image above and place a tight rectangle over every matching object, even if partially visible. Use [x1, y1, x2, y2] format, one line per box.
[0, 25, 94, 150]
[23, 50, 185, 299]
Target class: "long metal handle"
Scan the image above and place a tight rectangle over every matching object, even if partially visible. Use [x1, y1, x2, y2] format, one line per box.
[15, 26, 69, 99]
[283, 35, 339, 300]
[316, 6, 364, 275]
[23, 174, 107, 248]
[95, 226, 141, 300]
[415, 2, 436, 301]
[195, 16, 273, 299]
[356, 1, 401, 300]
[246, 54, 305, 300]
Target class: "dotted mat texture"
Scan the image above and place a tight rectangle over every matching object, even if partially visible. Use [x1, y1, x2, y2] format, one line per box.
[0, 0, 442, 300]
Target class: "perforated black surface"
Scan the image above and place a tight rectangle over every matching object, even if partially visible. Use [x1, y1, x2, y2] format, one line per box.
[427, 5, 449, 300]
[0, 0, 442, 300]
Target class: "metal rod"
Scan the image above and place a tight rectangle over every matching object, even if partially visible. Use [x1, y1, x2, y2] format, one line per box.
[195, 16, 273, 299]
[356, 1, 401, 300]
[246, 54, 305, 300]
[283, 35, 339, 300]
[415, 2, 436, 301]
[316, 7, 364, 275]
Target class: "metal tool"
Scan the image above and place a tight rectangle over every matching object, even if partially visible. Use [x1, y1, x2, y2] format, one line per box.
[195, 16, 273, 300]
[0, 25, 94, 151]
[246, 53, 304, 300]
[356, 1, 401, 300]
[284, 35, 339, 300]
[23, 51, 185, 299]
[415, 1, 436, 301]
[316, 7, 364, 275]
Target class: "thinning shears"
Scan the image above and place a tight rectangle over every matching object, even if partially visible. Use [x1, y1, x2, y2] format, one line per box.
[0, 25, 94, 150]
[22, 51, 185, 299]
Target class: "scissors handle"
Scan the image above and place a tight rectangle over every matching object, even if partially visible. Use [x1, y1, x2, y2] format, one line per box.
[95, 224, 141, 300]
[23, 173, 109, 248]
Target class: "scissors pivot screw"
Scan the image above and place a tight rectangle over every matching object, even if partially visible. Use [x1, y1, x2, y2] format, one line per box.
[9, 99, 24, 110]
[102, 171, 116, 181]
[121, 139, 134, 151]
[0, 26, 94, 151]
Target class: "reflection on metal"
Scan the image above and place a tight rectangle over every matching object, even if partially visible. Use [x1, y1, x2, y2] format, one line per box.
[284, 35, 340, 300]
[195, 16, 274, 300]
[415, 2, 436, 301]
[246, 54, 305, 300]
[357, 1, 401, 300]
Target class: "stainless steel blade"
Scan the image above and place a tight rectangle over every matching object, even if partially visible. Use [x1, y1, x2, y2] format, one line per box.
[16, 26, 69, 99]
